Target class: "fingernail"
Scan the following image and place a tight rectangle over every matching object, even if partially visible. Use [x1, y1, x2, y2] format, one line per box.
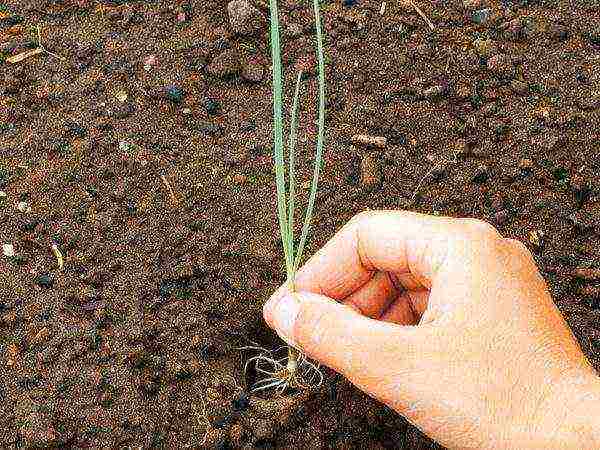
[271, 294, 300, 346]
[264, 286, 288, 324]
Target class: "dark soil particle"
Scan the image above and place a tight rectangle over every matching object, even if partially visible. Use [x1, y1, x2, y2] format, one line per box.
[0, 0, 599, 448]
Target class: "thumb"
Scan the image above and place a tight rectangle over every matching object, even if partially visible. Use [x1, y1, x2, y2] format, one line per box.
[263, 290, 420, 382]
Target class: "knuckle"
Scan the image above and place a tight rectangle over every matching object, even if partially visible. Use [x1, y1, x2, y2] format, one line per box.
[457, 218, 500, 239]
[504, 238, 532, 258]
[350, 210, 378, 225]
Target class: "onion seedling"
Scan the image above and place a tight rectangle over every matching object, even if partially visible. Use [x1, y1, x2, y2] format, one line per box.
[243, 0, 326, 395]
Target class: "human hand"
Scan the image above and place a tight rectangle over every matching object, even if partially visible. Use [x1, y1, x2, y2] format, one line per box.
[263, 211, 600, 449]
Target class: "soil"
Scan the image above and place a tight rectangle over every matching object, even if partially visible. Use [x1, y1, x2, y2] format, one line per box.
[0, 0, 599, 448]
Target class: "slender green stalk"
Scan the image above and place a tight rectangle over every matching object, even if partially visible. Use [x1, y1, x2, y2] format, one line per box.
[287, 71, 303, 285]
[269, 0, 292, 280]
[269, 0, 325, 283]
[294, 0, 326, 273]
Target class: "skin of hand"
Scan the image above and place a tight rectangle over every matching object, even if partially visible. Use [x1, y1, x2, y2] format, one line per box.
[263, 211, 600, 450]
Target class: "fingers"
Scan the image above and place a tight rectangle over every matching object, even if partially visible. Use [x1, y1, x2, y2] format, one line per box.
[343, 271, 398, 318]
[264, 291, 420, 379]
[293, 210, 491, 300]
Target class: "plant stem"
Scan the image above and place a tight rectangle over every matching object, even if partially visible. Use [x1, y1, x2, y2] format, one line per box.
[294, 0, 326, 272]
[269, 0, 292, 280]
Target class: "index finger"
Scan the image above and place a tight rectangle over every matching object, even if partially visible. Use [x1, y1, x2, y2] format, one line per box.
[293, 210, 496, 300]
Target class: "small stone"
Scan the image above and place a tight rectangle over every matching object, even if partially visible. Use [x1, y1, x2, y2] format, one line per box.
[510, 80, 528, 95]
[463, 0, 483, 8]
[360, 155, 382, 190]
[206, 49, 240, 79]
[487, 54, 515, 79]
[472, 38, 497, 58]
[518, 158, 534, 173]
[164, 85, 184, 104]
[528, 230, 545, 249]
[203, 97, 221, 115]
[115, 90, 128, 103]
[228, 0, 266, 35]
[2, 243, 14, 258]
[241, 61, 265, 83]
[501, 18, 524, 40]
[143, 54, 158, 71]
[494, 209, 511, 226]
[17, 201, 31, 213]
[35, 274, 54, 289]
[421, 84, 446, 100]
[472, 8, 491, 25]
[286, 23, 304, 38]
[471, 164, 489, 183]
[29, 327, 50, 346]
[232, 174, 247, 184]
[549, 23, 569, 42]
[231, 393, 249, 411]
[572, 267, 600, 281]
[252, 418, 275, 441]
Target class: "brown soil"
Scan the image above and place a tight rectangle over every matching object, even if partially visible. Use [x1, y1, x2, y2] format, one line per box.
[1, 0, 599, 448]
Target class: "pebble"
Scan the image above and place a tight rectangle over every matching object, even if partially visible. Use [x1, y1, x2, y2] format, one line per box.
[518, 158, 534, 173]
[471, 164, 489, 183]
[232, 174, 247, 184]
[35, 274, 54, 289]
[421, 84, 446, 100]
[2, 243, 14, 258]
[472, 38, 497, 58]
[164, 85, 184, 104]
[487, 54, 515, 79]
[494, 209, 511, 225]
[17, 201, 31, 213]
[572, 267, 600, 281]
[231, 393, 250, 412]
[510, 80, 528, 95]
[203, 97, 221, 115]
[286, 23, 304, 38]
[549, 23, 569, 42]
[463, 0, 483, 7]
[528, 230, 545, 249]
[252, 418, 275, 442]
[472, 8, 491, 25]
[241, 61, 265, 83]
[206, 49, 241, 79]
[360, 155, 382, 190]
[227, 0, 265, 35]
[193, 122, 224, 137]
[143, 54, 158, 71]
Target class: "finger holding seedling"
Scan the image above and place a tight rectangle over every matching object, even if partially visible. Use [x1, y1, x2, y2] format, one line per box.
[263, 211, 600, 450]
